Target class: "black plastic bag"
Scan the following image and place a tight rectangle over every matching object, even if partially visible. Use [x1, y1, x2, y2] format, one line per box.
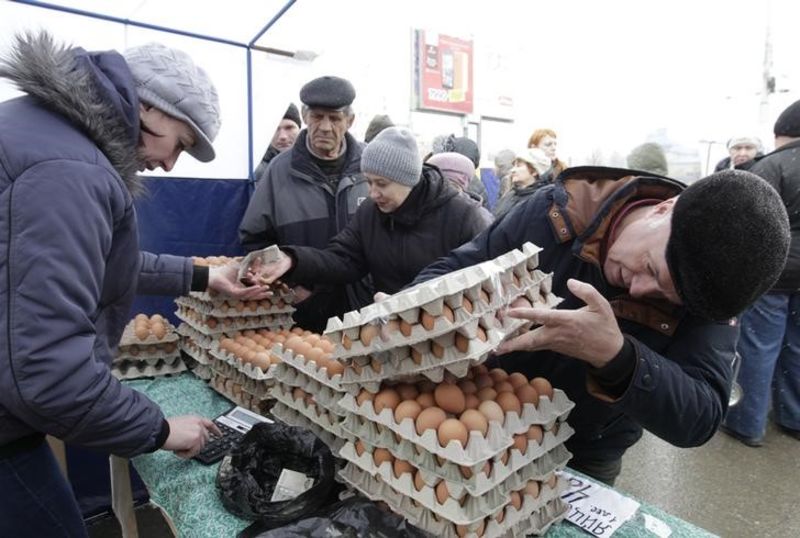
[243, 495, 431, 538]
[216, 422, 337, 529]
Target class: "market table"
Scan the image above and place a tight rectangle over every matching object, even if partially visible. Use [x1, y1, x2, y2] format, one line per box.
[125, 373, 714, 538]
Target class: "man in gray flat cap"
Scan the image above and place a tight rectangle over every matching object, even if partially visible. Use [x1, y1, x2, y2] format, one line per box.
[240, 75, 372, 332]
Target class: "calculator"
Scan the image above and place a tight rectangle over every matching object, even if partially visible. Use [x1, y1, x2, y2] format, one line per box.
[193, 406, 273, 465]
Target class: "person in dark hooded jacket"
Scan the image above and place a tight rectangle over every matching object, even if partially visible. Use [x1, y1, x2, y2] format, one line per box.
[493, 147, 552, 220]
[0, 33, 269, 537]
[250, 127, 488, 298]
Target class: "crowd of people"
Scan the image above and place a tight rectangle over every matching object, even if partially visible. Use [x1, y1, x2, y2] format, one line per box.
[1, 30, 798, 536]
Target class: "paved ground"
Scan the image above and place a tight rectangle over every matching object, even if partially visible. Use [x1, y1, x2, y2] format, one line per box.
[615, 421, 799, 537]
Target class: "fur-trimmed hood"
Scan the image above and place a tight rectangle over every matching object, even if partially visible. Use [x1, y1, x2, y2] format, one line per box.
[0, 32, 142, 193]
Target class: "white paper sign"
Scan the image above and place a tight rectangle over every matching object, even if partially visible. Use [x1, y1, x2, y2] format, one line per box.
[271, 469, 314, 502]
[643, 513, 673, 538]
[561, 470, 640, 536]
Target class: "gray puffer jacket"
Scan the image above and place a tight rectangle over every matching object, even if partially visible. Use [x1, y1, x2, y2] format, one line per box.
[0, 34, 192, 455]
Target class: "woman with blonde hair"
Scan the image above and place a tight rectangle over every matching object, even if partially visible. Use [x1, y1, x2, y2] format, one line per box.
[528, 128, 567, 180]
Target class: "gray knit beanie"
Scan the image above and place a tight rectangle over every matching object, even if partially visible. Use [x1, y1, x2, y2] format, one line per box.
[124, 43, 221, 162]
[361, 127, 422, 186]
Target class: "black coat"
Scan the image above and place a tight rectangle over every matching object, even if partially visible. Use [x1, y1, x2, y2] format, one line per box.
[750, 139, 800, 291]
[286, 166, 489, 294]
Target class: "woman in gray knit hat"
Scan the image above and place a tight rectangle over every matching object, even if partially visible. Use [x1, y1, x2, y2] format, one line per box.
[249, 126, 489, 300]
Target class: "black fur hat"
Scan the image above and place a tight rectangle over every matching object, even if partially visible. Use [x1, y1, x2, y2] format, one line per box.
[666, 170, 790, 320]
[774, 99, 800, 138]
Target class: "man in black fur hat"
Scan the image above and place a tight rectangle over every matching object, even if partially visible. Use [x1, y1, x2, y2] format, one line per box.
[412, 166, 790, 485]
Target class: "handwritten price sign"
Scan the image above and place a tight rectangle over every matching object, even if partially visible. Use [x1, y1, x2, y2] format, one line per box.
[561, 471, 640, 536]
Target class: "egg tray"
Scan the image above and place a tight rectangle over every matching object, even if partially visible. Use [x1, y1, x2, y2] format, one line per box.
[270, 401, 348, 456]
[175, 296, 295, 318]
[179, 340, 213, 366]
[118, 324, 179, 348]
[325, 269, 552, 362]
[209, 374, 268, 414]
[111, 356, 187, 380]
[113, 352, 181, 366]
[271, 344, 345, 391]
[270, 383, 350, 440]
[338, 462, 569, 537]
[242, 376, 273, 398]
[189, 285, 296, 305]
[325, 242, 542, 334]
[340, 411, 573, 492]
[176, 323, 217, 350]
[337, 388, 574, 466]
[115, 343, 181, 361]
[208, 347, 277, 382]
[272, 364, 347, 416]
[174, 308, 295, 336]
[188, 362, 213, 381]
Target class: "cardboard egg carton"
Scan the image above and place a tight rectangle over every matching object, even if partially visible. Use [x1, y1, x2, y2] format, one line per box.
[176, 322, 216, 350]
[208, 347, 276, 381]
[175, 295, 295, 318]
[272, 364, 347, 416]
[209, 373, 268, 414]
[115, 343, 180, 361]
[338, 462, 569, 537]
[340, 412, 573, 495]
[188, 363, 213, 381]
[111, 355, 187, 380]
[242, 376, 272, 398]
[271, 344, 345, 392]
[270, 401, 348, 455]
[118, 322, 179, 348]
[270, 383, 349, 440]
[174, 308, 294, 336]
[178, 338, 213, 366]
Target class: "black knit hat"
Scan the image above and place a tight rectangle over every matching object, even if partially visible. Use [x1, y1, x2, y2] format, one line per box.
[451, 137, 481, 168]
[364, 114, 394, 143]
[666, 170, 790, 320]
[283, 103, 301, 128]
[774, 99, 800, 137]
[299, 76, 356, 110]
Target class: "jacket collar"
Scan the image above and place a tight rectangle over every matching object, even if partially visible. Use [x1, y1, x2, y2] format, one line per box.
[290, 129, 364, 186]
[0, 32, 142, 194]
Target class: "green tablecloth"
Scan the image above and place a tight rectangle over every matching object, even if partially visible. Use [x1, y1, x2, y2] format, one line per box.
[126, 373, 714, 538]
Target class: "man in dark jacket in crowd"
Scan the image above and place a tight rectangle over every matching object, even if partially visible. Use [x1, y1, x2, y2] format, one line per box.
[412, 166, 790, 485]
[253, 127, 488, 294]
[239, 76, 372, 332]
[713, 135, 763, 172]
[722, 101, 800, 446]
[0, 33, 269, 537]
[253, 103, 301, 179]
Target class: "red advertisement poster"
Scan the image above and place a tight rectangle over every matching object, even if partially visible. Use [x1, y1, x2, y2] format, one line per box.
[414, 29, 473, 114]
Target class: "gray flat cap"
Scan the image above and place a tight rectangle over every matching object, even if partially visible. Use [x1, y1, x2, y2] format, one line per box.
[300, 76, 355, 110]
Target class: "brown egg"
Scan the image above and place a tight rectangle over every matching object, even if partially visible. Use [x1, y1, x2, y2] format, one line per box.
[134, 326, 149, 341]
[494, 507, 506, 524]
[531, 377, 554, 399]
[496, 392, 522, 415]
[431, 341, 446, 359]
[464, 393, 480, 410]
[476, 326, 488, 342]
[478, 400, 505, 424]
[509, 490, 523, 511]
[285, 335, 304, 352]
[524, 480, 540, 499]
[393, 458, 415, 479]
[354, 439, 367, 457]
[475, 374, 493, 390]
[442, 304, 455, 322]
[151, 323, 166, 340]
[399, 320, 414, 337]
[458, 379, 478, 395]
[461, 296, 474, 314]
[477, 387, 497, 402]
[410, 347, 424, 365]
[373, 389, 401, 414]
[318, 337, 335, 353]
[134, 313, 148, 323]
[434, 383, 465, 415]
[150, 314, 165, 324]
[455, 520, 485, 538]
[413, 470, 427, 492]
[292, 387, 306, 401]
[438, 418, 468, 448]
[356, 389, 374, 407]
[494, 381, 514, 394]
[341, 334, 353, 350]
[394, 400, 422, 423]
[515, 384, 540, 406]
[369, 357, 383, 373]
[269, 353, 282, 365]
[473, 364, 489, 375]
[454, 333, 470, 353]
[326, 360, 344, 378]
[420, 311, 437, 331]
[507, 372, 529, 389]
[527, 424, 544, 445]
[395, 383, 419, 401]
[512, 433, 528, 454]
[459, 409, 488, 436]
[295, 341, 314, 359]
[547, 473, 558, 489]
[304, 347, 324, 364]
[415, 406, 447, 435]
[478, 288, 490, 305]
[435, 480, 450, 504]
[291, 327, 304, 335]
[489, 368, 508, 383]
[415, 392, 435, 409]
[360, 324, 379, 346]
[372, 448, 393, 467]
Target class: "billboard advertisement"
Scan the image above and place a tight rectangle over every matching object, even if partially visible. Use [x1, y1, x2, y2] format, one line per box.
[414, 29, 473, 114]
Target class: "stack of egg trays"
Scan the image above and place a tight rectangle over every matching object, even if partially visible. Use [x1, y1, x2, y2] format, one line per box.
[270, 401, 348, 454]
[338, 462, 569, 537]
[176, 294, 295, 318]
[174, 303, 294, 336]
[177, 322, 214, 379]
[324, 243, 557, 369]
[208, 370, 262, 413]
[111, 355, 187, 380]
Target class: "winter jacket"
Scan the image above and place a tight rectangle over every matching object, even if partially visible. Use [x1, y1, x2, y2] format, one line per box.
[749, 139, 800, 291]
[239, 129, 372, 332]
[413, 166, 735, 464]
[253, 144, 282, 179]
[0, 35, 192, 455]
[286, 166, 489, 293]
[493, 180, 550, 220]
[466, 174, 490, 210]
